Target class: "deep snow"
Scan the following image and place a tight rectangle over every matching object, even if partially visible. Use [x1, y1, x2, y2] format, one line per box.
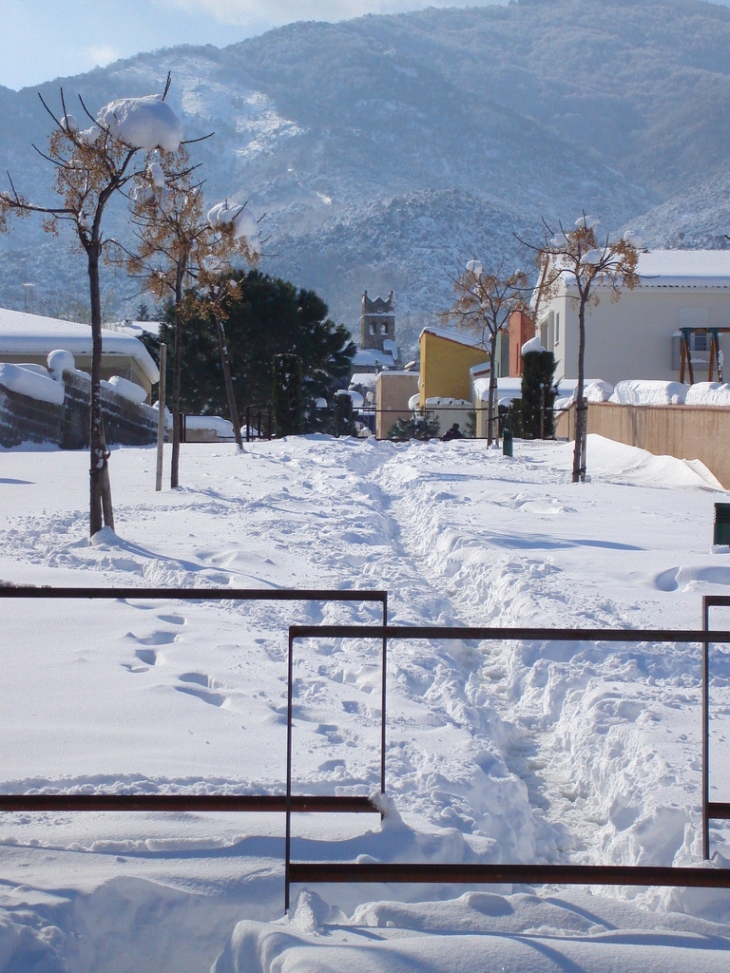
[1, 434, 730, 972]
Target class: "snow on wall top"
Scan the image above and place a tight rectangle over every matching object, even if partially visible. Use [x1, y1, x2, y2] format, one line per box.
[610, 380, 687, 406]
[0, 362, 65, 405]
[0, 308, 159, 384]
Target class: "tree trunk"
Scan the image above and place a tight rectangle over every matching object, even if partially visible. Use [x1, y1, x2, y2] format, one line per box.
[170, 305, 182, 488]
[572, 296, 587, 483]
[487, 330, 498, 446]
[88, 247, 114, 535]
[214, 316, 243, 449]
[170, 264, 185, 488]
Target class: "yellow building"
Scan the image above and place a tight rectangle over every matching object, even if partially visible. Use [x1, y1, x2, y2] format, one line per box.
[419, 327, 489, 406]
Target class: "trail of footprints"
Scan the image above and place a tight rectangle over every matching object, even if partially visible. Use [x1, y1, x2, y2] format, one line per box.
[121, 610, 229, 707]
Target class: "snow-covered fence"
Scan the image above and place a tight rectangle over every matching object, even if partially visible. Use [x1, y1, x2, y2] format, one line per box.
[0, 352, 158, 449]
[557, 400, 730, 489]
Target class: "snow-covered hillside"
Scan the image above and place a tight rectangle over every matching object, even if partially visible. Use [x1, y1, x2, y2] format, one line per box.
[1, 0, 729, 334]
[1, 433, 730, 971]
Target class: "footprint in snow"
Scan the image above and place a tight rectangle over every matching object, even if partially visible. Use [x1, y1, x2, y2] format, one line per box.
[176, 672, 227, 707]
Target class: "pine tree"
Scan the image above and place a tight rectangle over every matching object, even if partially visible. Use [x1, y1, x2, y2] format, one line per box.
[521, 348, 558, 439]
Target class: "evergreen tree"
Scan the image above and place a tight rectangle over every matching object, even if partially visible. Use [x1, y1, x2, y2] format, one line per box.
[272, 353, 303, 436]
[157, 269, 354, 417]
[388, 412, 440, 441]
[521, 348, 558, 439]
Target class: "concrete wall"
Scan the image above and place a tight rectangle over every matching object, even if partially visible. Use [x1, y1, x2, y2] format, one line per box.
[375, 371, 419, 438]
[0, 368, 157, 449]
[0, 385, 63, 448]
[541, 285, 730, 386]
[557, 401, 730, 488]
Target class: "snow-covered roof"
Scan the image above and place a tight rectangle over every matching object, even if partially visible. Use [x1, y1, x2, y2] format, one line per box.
[352, 347, 398, 368]
[634, 250, 730, 287]
[554, 250, 730, 293]
[420, 325, 488, 351]
[0, 308, 159, 384]
[350, 373, 378, 389]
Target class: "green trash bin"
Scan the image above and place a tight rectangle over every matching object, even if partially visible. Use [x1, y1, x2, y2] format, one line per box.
[503, 428, 513, 457]
[714, 503, 730, 545]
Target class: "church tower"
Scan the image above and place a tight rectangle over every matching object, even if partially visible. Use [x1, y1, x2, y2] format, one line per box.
[360, 290, 395, 352]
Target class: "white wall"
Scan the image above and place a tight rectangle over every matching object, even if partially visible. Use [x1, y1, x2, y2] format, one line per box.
[541, 283, 730, 386]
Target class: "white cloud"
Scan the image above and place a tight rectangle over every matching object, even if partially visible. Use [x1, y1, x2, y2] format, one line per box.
[87, 44, 121, 67]
[154, 0, 501, 29]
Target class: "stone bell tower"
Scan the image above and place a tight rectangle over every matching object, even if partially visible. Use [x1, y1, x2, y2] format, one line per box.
[360, 290, 395, 352]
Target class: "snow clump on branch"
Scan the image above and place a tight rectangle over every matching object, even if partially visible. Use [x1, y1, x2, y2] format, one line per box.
[97, 95, 183, 152]
[208, 200, 259, 244]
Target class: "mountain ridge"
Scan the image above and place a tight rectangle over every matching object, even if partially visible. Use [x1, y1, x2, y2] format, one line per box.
[0, 0, 728, 346]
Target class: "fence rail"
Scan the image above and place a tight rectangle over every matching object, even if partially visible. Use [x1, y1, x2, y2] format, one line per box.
[703, 595, 730, 858]
[0, 587, 387, 818]
[285, 621, 730, 910]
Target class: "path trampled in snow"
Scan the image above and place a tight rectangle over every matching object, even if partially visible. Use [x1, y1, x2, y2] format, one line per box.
[1, 434, 730, 971]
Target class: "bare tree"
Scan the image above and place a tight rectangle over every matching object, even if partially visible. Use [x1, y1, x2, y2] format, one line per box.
[446, 261, 528, 445]
[525, 216, 640, 483]
[125, 151, 259, 486]
[0, 83, 183, 534]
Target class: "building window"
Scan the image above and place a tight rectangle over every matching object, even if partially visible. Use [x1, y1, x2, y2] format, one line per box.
[555, 313, 560, 345]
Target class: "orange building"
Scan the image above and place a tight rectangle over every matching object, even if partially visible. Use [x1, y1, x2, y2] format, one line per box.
[508, 310, 536, 378]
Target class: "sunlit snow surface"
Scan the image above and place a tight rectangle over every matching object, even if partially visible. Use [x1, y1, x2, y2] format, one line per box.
[1, 434, 730, 972]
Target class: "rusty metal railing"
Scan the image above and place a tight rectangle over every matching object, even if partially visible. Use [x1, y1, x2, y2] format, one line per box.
[0, 587, 386, 818]
[285, 622, 730, 910]
[703, 595, 730, 858]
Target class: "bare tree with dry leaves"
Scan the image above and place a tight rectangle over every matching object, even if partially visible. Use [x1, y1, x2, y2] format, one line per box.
[446, 261, 529, 446]
[126, 149, 259, 486]
[524, 216, 641, 483]
[0, 82, 183, 534]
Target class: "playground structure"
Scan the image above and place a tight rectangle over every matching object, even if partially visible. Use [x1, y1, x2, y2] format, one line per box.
[678, 326, 730, 385]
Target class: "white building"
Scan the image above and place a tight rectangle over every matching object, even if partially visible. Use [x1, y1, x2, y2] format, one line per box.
[535, 250, 730, 386]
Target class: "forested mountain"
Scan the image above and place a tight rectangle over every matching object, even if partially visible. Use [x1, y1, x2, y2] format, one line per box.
[1, 0, 728, 350]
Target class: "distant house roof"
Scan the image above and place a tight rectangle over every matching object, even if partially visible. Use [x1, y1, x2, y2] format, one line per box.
[420, 325, 487, 350]
[552, 250, 730, 294]
[635, 250, 730, 288]
[0, 308, 159, 383]
[352, 347, 398, 368]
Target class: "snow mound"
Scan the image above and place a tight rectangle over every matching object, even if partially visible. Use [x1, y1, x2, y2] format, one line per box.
[0, 362, 64, 405]
[521, 336, 545, 355]
[610, 380, 687, 406]
[98, 95, 183, 152]
[685, 382, 730, 407]
[554, 434, 723, 490]
[89, 526, 124, 549]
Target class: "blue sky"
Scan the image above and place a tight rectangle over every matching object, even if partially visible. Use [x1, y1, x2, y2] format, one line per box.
[0, 0, 511, 90]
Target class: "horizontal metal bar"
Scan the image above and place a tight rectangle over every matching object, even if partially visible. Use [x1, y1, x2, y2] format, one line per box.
[0, 795, 378, 814]
[708, 802, 730, 821]
[0, 587, 385, 603]
[290, 625, 730, 644]
[704, 596, 730, 608]
[289, 862, 730, 888]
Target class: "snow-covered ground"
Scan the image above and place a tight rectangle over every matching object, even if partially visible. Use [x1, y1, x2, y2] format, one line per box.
[1, 434, 730, 972]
